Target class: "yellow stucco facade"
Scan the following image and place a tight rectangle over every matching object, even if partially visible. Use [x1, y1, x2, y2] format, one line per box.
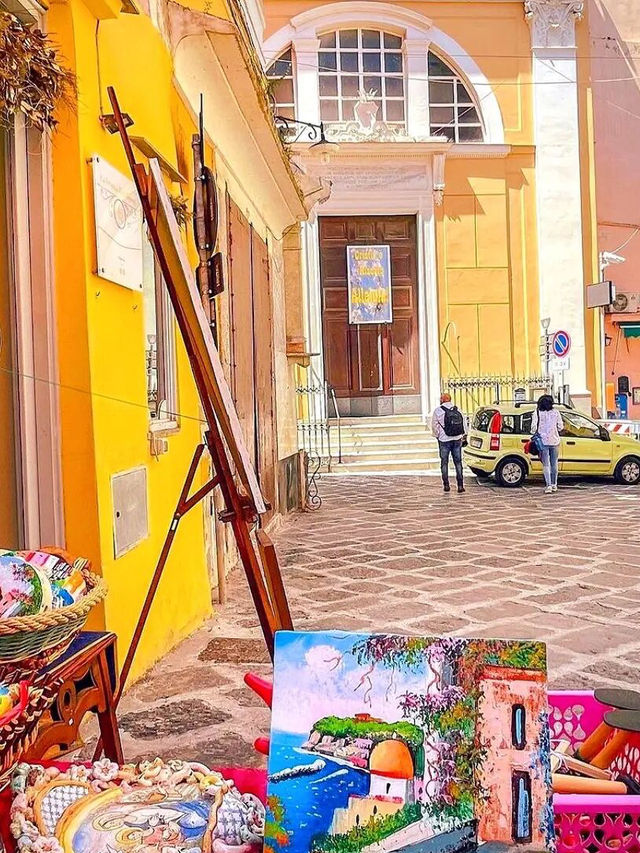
[0, 0, 306, 681]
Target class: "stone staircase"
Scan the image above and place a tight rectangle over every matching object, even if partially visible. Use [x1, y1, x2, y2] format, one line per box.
[322, 415, 441, 475]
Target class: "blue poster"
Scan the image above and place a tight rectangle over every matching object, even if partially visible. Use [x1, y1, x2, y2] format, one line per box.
[347, 244, 392, 324]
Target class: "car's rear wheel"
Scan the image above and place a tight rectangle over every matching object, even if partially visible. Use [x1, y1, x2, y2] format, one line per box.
[496, 457, 527, 488]
[614, 456, 640, 485]
[469, 467, 489, 478]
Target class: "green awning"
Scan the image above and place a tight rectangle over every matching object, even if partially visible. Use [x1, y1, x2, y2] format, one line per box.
[621, 323, 640, 338]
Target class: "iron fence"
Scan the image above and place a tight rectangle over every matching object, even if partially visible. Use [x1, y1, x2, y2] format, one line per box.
[441, 374, 553, 415]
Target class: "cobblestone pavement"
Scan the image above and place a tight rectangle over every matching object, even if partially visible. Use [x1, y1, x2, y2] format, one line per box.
[114, 474, 640, 768]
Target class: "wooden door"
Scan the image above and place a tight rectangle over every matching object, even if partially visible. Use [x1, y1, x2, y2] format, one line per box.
[319, 216, 420, 413]
[227, 196, 255, 458]
[251, 229, 277, 519]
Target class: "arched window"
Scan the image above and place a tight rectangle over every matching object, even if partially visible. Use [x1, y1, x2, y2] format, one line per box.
[266, 48, 295, 118]
[427, 51, 483, 142]
[512, 703, 526, 750]
[318, 29, 405, 126]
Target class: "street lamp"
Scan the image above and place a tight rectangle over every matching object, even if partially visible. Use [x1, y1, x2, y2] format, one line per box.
[273, 116, 340, 163]
[599, 250, 626, 417]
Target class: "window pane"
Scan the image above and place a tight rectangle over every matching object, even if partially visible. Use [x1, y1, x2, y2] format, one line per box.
[363, 52, 381, 72]
[340, 52, 359, 72]
[385, 76, 404, 97]
[362, 29, 380, 49]
[386, 100, 404, 122]
[342, 76, 359, 97]
[272, 78, 294, 103]
[278, 105, 295, 119]
[457, 82, 473, 104]
[430, 125, 453, 140]
[319, 32, 336, 48]
[431, 105, 455, 124]
[339, 29, 357, 48]
[458, 106, 480, 124]
[320, 99, 339, 121]
[342, 99, 357, 119]
[458, 125, 483, 141]
[430, 80, 454, 103]
[268, 54, 292, 77]
[363, 76, 382, 95]
[319, 75, 338, 96]
[319, 51, 337, 71]
[384, 33, 402, 49]
[384, 53, 402, 73]
[428, 52, 453, 77]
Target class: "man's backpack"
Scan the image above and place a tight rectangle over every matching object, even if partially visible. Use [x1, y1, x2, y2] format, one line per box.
[443, 405, 465, 437]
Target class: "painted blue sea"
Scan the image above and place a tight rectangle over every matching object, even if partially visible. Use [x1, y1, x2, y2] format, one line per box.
[267, 731, 368, 853]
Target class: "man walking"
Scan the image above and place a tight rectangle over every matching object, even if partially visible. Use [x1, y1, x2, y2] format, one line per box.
[431, 393, 466, 493]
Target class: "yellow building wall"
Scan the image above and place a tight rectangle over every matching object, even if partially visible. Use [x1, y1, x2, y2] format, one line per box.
[436, 153, 539, 378]
[48, 0, 219, 681]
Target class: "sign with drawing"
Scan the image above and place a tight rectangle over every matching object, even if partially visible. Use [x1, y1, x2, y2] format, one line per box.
[347, 244, 392, 324]
[91, 156, 144, 290]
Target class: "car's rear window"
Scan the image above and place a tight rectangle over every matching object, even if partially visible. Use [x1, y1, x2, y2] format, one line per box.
[472, 408, 498, 432]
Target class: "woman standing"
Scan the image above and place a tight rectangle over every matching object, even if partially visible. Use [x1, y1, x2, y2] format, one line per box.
[532, 394, 564, 494]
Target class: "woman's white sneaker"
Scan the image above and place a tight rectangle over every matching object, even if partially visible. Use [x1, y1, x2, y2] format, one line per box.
[545, 486, 553, 494]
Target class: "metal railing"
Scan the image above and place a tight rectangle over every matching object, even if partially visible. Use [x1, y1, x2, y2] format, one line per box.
[442, 374, 553, 415]
[296, 367, 343, 507]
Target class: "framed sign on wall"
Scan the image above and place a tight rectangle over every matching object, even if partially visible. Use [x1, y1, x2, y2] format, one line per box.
[91, 156, 144, 290]
[347, 244, 392, 324]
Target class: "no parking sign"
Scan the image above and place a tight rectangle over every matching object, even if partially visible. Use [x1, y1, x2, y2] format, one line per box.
[552, 330, 571, 359]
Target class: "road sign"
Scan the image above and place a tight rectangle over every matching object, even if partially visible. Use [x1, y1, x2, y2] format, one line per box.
[550, 357, 570, 372]
[552, 330, 571, 358]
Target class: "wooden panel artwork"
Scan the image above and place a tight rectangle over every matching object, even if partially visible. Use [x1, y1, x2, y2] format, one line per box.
[319, 215, 420, 400]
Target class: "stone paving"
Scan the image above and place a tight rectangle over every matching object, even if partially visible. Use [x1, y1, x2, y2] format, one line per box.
[113, 473, 640, 768]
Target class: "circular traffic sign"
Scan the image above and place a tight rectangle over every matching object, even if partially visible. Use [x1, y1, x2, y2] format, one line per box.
[552, 330, 571, 358]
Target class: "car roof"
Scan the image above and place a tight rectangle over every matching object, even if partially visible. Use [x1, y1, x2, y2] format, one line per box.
[474, 402, 572, 416]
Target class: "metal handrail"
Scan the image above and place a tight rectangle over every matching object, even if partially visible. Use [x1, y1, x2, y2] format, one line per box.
[328, 383, 342, 463]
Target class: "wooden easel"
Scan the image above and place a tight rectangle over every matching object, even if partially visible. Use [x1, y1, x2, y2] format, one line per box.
[94, 89, 293, 754]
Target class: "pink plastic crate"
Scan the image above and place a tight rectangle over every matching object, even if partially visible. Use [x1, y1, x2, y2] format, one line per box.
[550, 690, 640, 852]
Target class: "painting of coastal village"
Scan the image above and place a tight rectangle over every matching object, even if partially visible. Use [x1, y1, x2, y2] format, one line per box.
[265, 631, 554, 853]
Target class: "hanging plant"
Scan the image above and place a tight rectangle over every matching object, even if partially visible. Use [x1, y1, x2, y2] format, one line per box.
[0, 12, 76, 132]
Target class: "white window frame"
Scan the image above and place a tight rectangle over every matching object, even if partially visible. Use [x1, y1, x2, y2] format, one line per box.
[316, 27, 406, 126]
[427, 50, 484, 143]
[142, 231, 179, 434]
[266, 47, 296, 119]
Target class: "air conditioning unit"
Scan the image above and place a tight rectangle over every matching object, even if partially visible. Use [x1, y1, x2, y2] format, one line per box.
[610, 291, 640, 313]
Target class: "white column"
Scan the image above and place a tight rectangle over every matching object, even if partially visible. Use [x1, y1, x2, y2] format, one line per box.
[293, 38, 321, 127]
[526, 0, 589, 408]
[418, 194, 441, 421]
[403, 39, 431, 138]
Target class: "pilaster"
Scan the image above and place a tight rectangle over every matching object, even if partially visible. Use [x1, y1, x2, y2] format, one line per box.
[403, 38, 431, 139]
[292, 37, 321, 127]
[526, 0, 589, 404]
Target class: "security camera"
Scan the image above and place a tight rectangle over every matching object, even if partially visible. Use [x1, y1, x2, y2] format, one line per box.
[600, 251, 626, 266]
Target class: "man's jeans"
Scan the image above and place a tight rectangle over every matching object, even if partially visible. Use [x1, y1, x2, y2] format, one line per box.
[539, 444, 559, 487]
[438, 439, 464, 487]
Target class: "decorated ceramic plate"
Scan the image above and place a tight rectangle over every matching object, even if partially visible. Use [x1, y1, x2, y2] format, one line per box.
[21, 551, 87, 609]
[10, 759, 265, 853]
[0, 554, 53, 618]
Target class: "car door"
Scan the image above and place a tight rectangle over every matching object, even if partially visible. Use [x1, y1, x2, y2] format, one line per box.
[520, 410, 544, 475]
[559, 411, 613, 475]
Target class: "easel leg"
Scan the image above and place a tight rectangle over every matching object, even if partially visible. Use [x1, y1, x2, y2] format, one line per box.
[94, 651, 125, 763]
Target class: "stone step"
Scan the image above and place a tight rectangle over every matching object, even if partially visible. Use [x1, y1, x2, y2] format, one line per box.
[329, 416, 425, 430]
[336, 435, 437, 449]
[322, 457, 442, 474]
[334, 448, 441, 463]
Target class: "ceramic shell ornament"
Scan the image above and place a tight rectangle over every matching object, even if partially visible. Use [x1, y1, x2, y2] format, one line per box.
[10, 760, 265, 853]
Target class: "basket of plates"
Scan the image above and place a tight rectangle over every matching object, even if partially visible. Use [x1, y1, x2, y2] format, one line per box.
[0, 549, 107, 683]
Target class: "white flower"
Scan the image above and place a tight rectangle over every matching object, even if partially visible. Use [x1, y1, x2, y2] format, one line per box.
[92, 758, 119, 782]
[68, 765, 90, 781]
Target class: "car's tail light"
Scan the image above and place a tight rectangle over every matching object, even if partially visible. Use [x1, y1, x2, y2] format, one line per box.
[490, 434, 501, 451]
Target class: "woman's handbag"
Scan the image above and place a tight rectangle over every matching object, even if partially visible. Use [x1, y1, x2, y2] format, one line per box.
[528, 432, 543, 456]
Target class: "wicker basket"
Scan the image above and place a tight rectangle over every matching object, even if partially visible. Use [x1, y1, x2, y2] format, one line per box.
[0, 568, 106, 682]
[0, 679, 61, 787]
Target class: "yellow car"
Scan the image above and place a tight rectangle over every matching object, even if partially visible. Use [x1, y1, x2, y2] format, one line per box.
[463, 402, 640, 487]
